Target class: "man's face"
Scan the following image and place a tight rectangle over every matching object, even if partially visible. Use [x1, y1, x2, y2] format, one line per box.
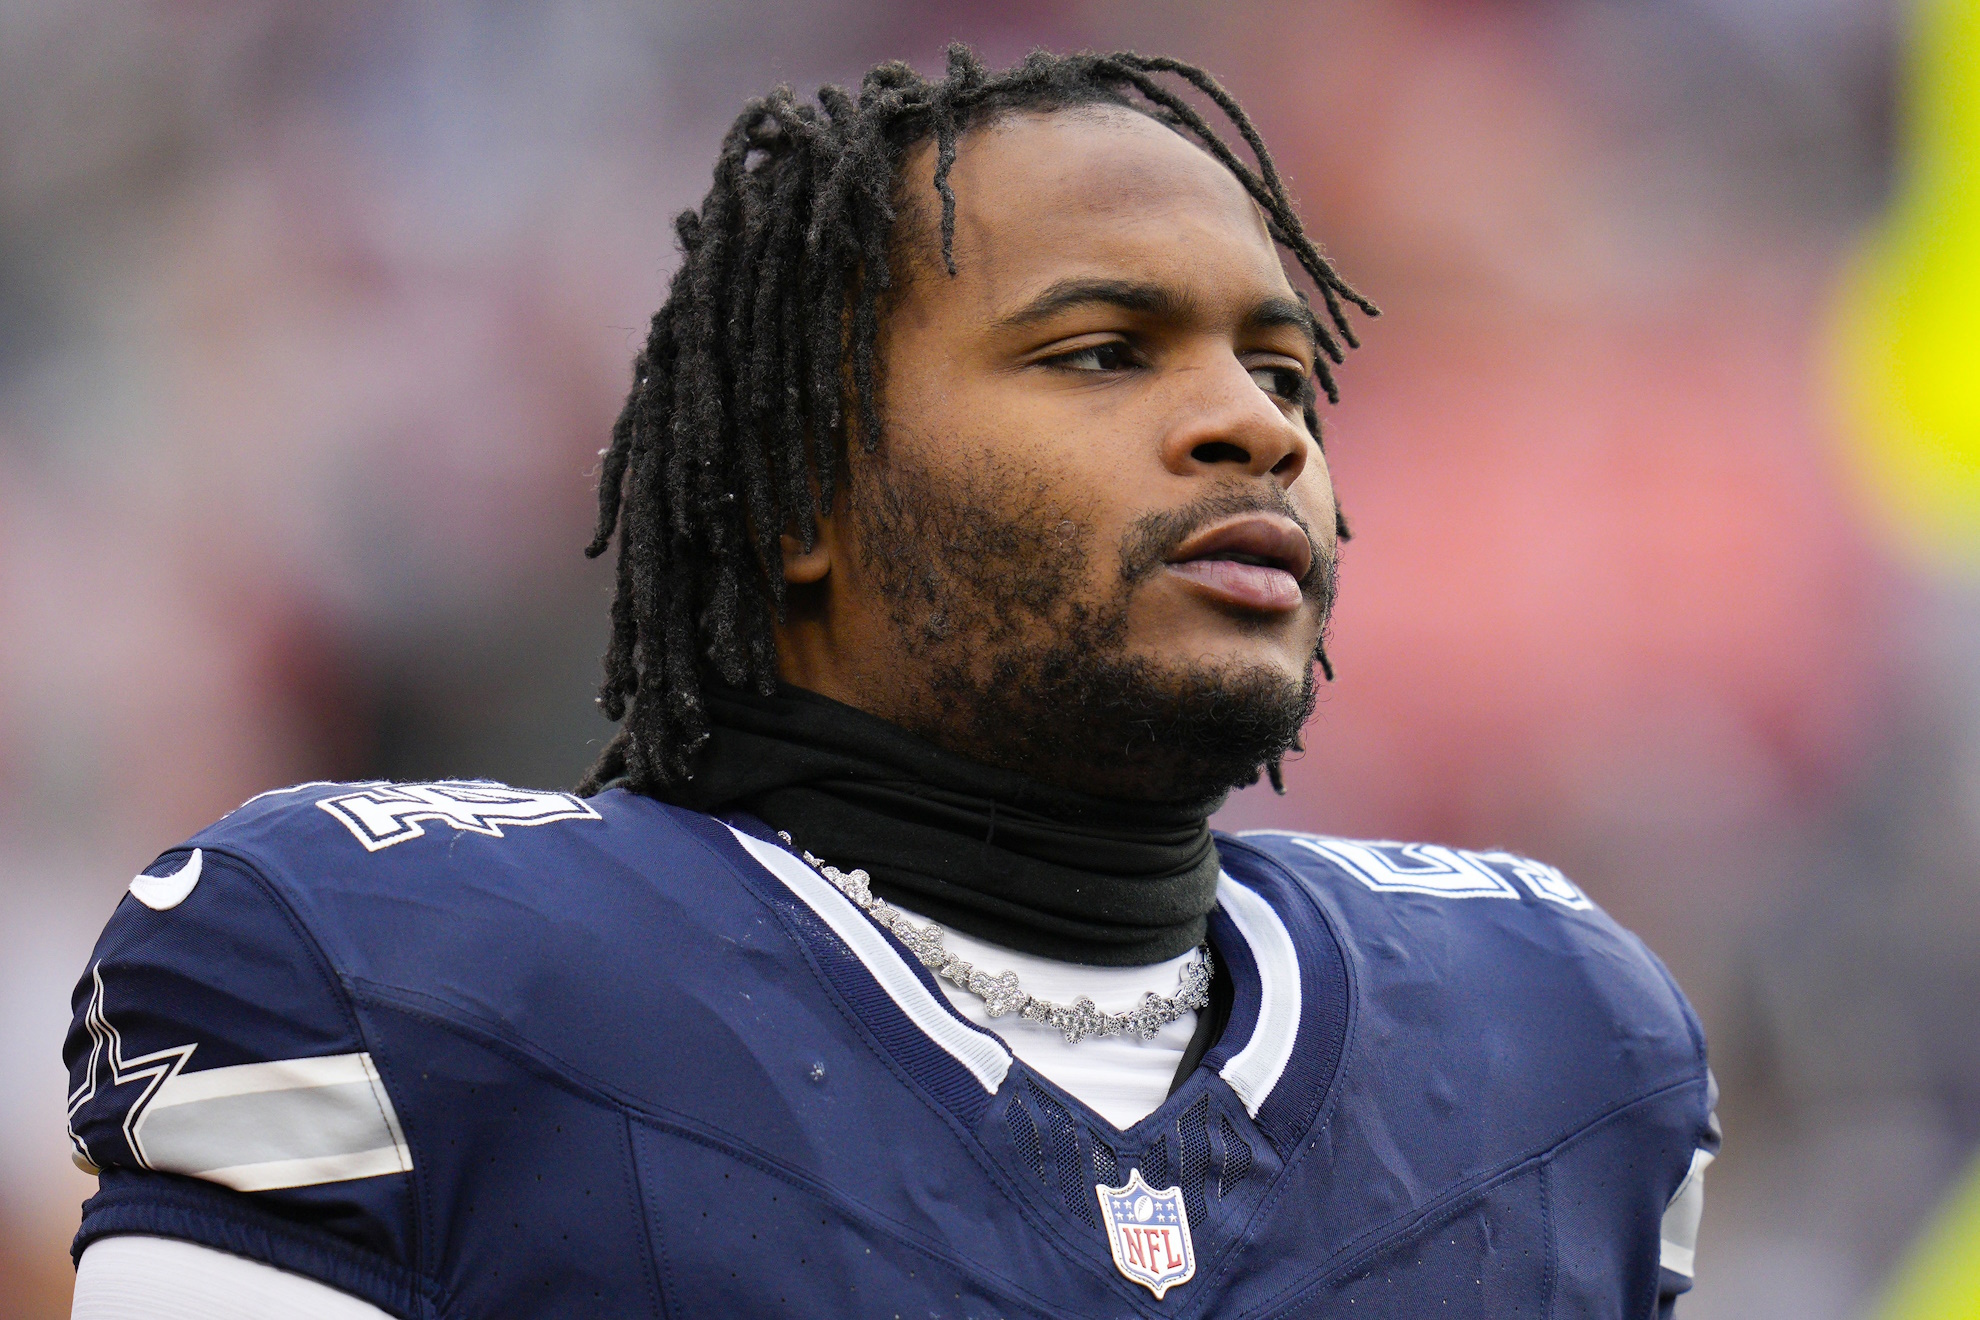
[782, 106, 1339, 800]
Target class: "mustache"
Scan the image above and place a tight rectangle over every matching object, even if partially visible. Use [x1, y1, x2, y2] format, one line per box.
[1118, 486, 1336, 604]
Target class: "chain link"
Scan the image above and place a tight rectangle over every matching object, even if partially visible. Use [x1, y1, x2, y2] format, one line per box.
[782, 833, 1212, 1044]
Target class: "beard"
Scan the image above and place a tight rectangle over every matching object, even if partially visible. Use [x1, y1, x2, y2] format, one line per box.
[848, 450, 1334, 803]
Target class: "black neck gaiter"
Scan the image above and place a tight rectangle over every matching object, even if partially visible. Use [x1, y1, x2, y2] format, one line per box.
[658, 685, 1226, 966]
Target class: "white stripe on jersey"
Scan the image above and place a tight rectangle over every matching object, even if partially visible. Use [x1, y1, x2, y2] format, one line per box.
[134, 1051, 412, 1192]
[1214, 875, 1303, 1118]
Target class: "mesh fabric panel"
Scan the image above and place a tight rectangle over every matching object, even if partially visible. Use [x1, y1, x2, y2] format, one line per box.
[1218, 1111, 1254, 1198]
[1141, 1134, 1171, 1190]
[1091, 1136, 1118, 1187]
[1177, 1097, 1212, 1228]
[1006, 1093, 1044, 1182]
[1028, 1082, 1094, 1225]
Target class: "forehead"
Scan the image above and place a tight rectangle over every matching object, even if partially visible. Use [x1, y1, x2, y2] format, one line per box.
[898, 107, 1294, 309]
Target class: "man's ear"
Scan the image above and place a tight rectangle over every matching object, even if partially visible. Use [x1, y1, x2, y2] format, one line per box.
[782, 464, 852, 585]
[780, 518, 834, 584]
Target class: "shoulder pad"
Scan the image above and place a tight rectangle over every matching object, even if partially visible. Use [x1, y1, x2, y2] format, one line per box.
[65, 842, 412, 1200]
[195, 778, 608, 856]
[1221, 828, 1705, 1075]
[1234, 829, 1595, 910]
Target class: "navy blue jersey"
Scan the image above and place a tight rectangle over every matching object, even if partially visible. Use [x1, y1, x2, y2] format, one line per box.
[65, 780, 1715, 1318]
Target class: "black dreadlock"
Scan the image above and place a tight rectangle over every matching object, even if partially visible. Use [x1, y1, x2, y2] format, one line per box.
[579, 45, 1376, 796]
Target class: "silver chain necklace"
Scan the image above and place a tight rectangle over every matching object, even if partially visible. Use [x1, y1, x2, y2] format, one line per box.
[781, 832, 1213, 1045]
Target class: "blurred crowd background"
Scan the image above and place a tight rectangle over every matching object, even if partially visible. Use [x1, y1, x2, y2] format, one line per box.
[2, 1, 1975, 1315]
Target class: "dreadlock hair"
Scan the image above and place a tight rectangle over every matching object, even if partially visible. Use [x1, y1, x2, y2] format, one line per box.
[579, 44, 1376, 797]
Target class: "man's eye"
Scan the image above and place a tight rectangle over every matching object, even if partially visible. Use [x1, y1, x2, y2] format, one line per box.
[1050, 342, 1139, 372]
[1250, 365, 1308, 402]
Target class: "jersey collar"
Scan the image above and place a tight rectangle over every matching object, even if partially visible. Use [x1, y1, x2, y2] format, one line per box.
[713, 816, 1350, 1150]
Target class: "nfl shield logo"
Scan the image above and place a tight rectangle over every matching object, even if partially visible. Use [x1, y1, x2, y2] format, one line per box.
[1095, 1169, 1196, 1299]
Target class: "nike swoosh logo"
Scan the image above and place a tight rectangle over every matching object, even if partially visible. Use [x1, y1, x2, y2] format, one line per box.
[130, 849, 203, 911]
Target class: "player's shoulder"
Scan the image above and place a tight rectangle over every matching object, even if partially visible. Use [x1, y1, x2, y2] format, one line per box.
[1225, 828, 1601, 921]
[69, 781, 757, 1173]
[1219, 828, 1702, 1063]
[126, 779, 754, 986]
[184, 777, 720, 895]
[190, 776, 685, 861]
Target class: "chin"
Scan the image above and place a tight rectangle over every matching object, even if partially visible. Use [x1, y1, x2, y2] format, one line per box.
[938, 645, 1320, 804]
[1137, 649, 1317, 743]
[1152, 636, 1313, 688]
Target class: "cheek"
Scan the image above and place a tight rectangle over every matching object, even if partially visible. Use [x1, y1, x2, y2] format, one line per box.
[883, 358, 1059, 478]
[1291, 458, 1339, 534]
[882, 384, 1139, 545]
[950, 384, 1124, 483]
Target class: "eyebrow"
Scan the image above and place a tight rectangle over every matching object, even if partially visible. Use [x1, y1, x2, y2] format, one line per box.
[1244, 296, 1322, 354]
[990, 277, 1320, 354]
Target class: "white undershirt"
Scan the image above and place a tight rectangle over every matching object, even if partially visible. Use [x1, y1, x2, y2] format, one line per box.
[73, 1234, 387, 1318]
[892, 905, 1202, 1132]
[73, 915, 1196, 1318]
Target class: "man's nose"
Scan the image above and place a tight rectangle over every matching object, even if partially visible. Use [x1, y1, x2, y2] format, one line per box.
[1158, 358, 1308, 487]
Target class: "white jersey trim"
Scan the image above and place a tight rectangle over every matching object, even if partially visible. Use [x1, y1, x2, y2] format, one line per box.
[727, 826, 1013, 1095]
[1659, 1145, 1714, 1277]
[133, 1051, 412, 1193]
[1214, 873, 1303, 1117]
[728, 828, 1308, 1115]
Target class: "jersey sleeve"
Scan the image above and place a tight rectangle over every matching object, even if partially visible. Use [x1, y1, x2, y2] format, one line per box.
[64, 845, 433, 1319]
[1657, 1077, 1723, 1317]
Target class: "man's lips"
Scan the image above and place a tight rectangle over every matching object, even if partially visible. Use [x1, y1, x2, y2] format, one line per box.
[1163, 514, 1314, 613]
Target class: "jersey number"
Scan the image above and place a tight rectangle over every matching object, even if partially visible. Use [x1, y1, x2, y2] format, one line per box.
[318, 783, 601, 851]
[1281, 837, 1591, 909]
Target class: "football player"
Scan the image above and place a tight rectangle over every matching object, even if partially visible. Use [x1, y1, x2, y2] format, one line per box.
[66, 47, 1717, 1318]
